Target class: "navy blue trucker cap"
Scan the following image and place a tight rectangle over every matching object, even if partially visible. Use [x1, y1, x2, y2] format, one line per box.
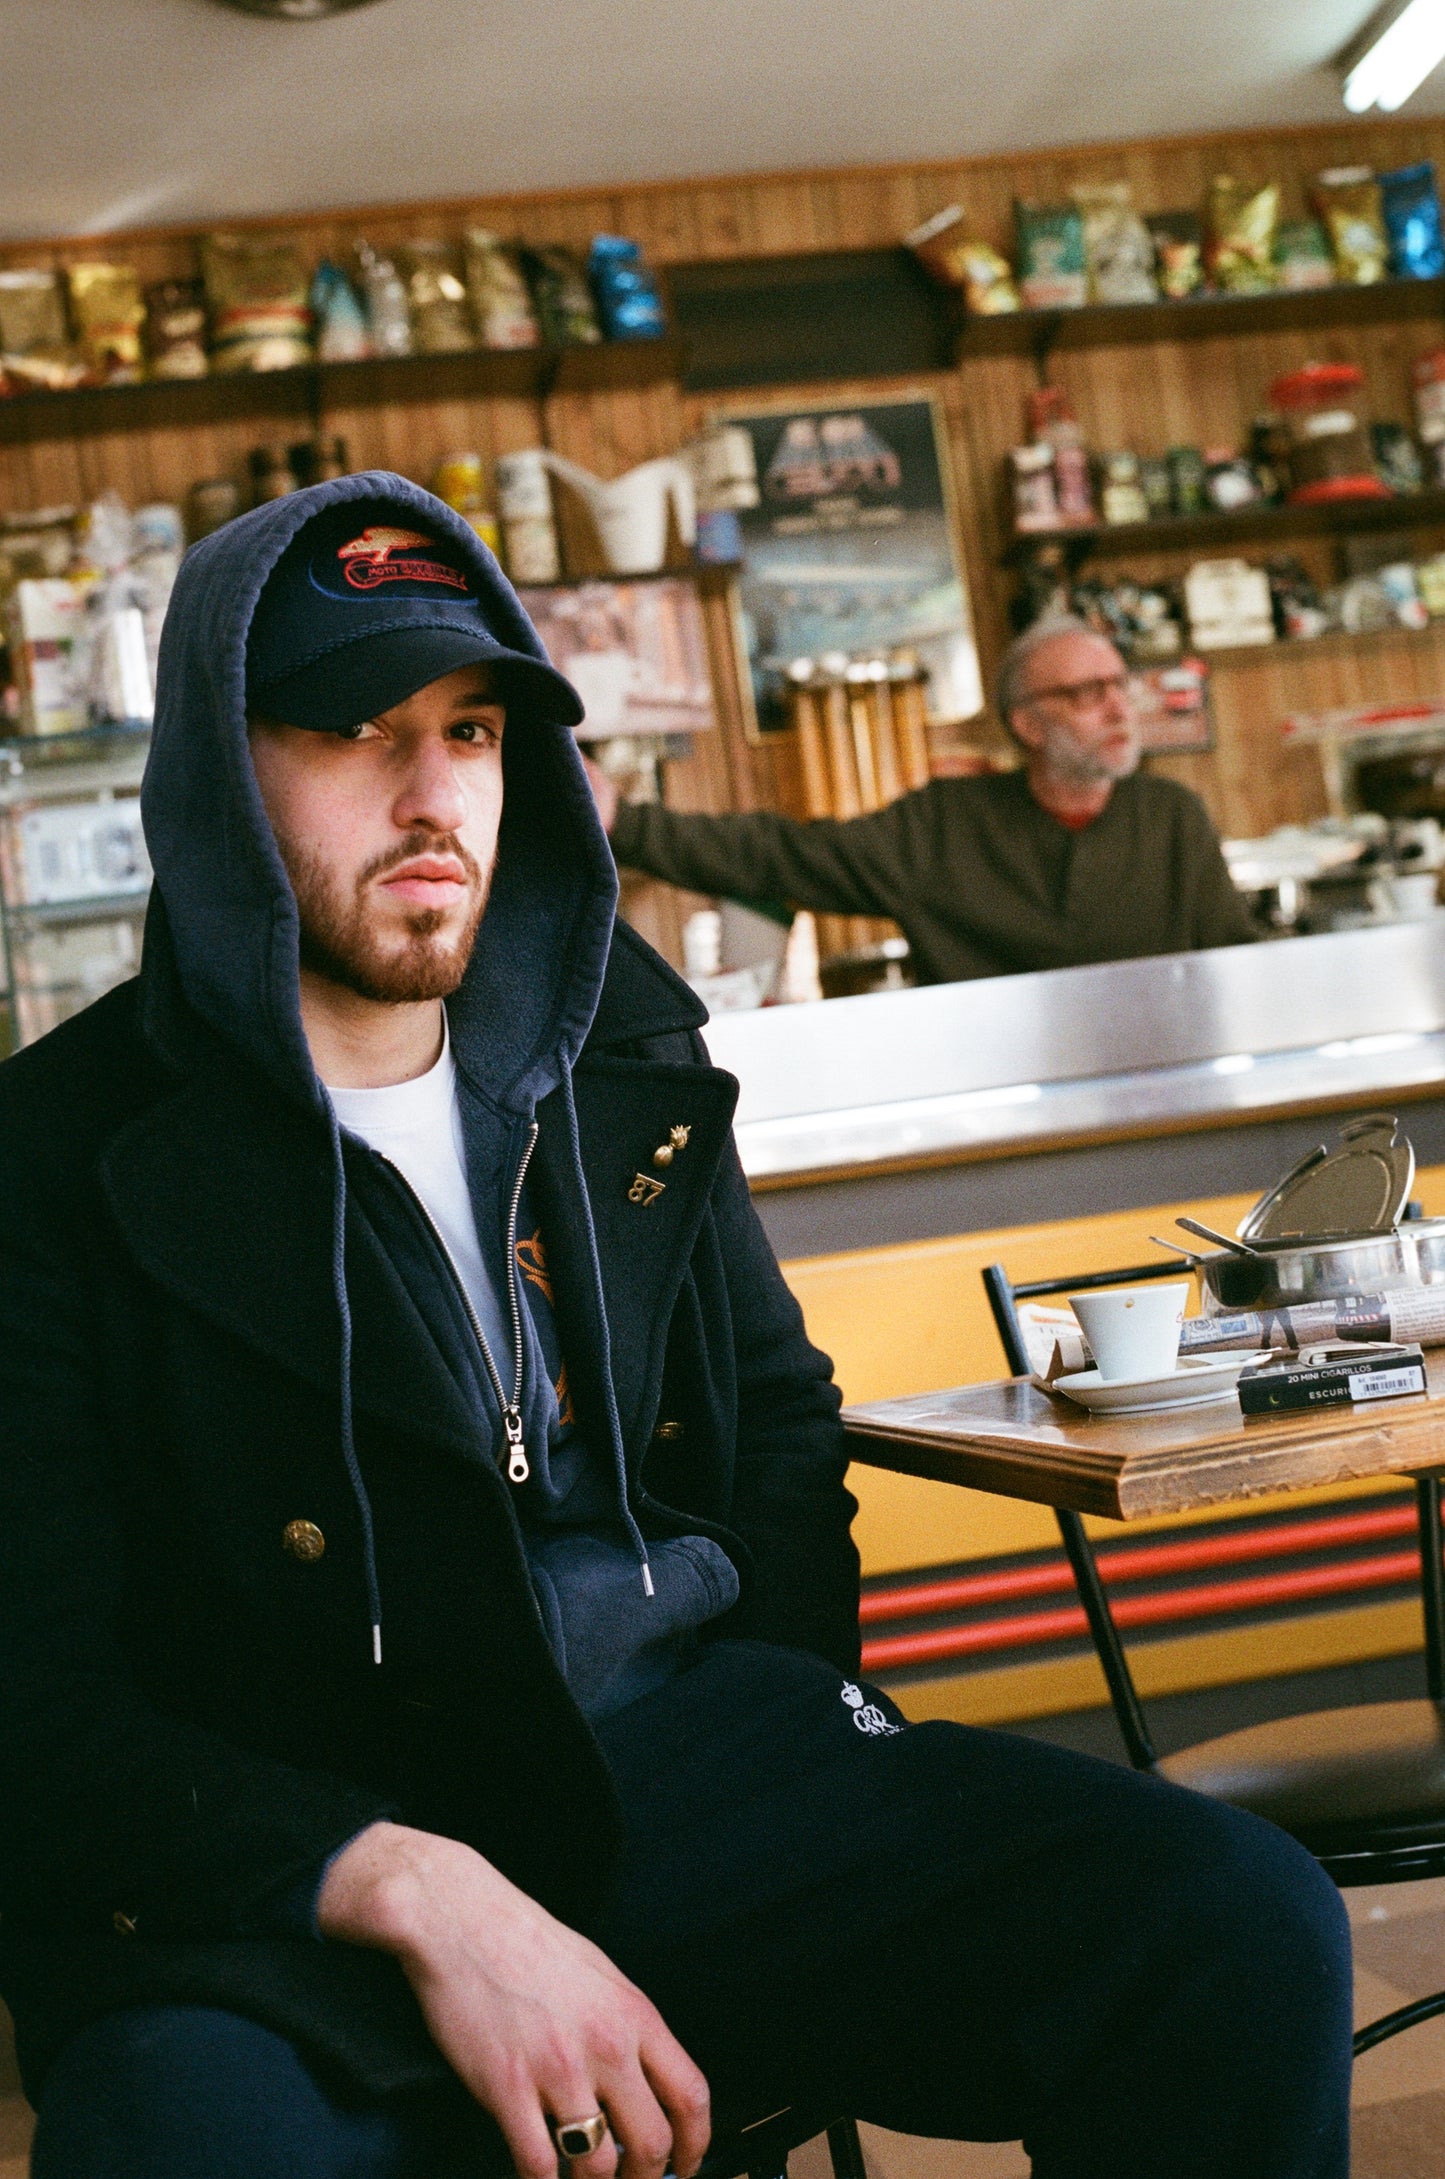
[245, 499, 583, 732]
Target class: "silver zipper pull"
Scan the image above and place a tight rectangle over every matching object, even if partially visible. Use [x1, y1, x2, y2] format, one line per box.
[503, 1406, 529, 1484]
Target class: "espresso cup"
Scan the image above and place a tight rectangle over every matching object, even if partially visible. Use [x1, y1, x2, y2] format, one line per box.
[1068, 1283, 1189, 1384]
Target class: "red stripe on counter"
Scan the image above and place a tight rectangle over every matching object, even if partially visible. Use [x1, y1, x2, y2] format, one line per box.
[860, 1546, 1422, 1673]
[858, 1504, 1419, 1625]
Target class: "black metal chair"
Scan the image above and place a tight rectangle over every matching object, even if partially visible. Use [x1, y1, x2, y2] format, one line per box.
[694, 2111, 866, 2179]
[983, 1255, 1445, 2058]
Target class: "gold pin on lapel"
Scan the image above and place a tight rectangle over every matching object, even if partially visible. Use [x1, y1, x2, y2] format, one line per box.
[629, 1125, 690, 1205]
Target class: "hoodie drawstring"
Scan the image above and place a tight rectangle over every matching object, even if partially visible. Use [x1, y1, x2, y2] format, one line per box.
[560, 1063, 654, 1598]
[324, 1102, 385, 1664]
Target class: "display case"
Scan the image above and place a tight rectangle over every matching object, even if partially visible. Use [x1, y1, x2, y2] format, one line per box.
[0, 733, 150, 1054]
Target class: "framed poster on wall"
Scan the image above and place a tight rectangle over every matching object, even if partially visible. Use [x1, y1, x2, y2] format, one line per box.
[719, 391, 983, 734]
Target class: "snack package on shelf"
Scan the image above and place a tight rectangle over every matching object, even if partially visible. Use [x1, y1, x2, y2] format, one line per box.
[201, 233, 313, 372]
[1070, 181, 1158, 303]
[1009, 443, 1063, 533]
[1146, 211, 1207, 299]
[1273, 219, 1335, 291]
[1013, 201, 1088, 309]
[904, 205, 1020, 313]
[0, 266, 85, 392]
[432, 454, 502, 556]
[1313, 167, 1390, 285]
[1381, 162, 1445, 280]
[1266, 557, 1329, 640]
[355, 242, 412, 356]
[65, 262, 145, 383]
[1100, 450, 1148, 524]
[4, 575, 98, 734]
[310, 259, 371, 362]
[1167, 444, 1208, 514]
[463, 230, 540, 349]
[397, 240, 472, 354]
[588, 234, 667, 340]
[1205, 177, 1279, 293]
[522, 244, 602, 344]
[144, 279, 208, 379]
[1184, 558, 1275, 648]
[1414, 349, 1445, 445]
[1372, 420, 1425, 495]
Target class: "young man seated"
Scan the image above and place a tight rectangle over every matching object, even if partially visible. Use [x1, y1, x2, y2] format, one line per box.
[0, 475, 1352, 2179]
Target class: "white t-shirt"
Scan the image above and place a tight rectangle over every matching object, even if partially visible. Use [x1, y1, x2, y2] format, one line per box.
[326, 1022, 511, 1373]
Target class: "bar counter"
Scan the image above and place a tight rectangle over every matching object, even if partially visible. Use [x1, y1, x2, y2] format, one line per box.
[703, 920, 1445, 1261]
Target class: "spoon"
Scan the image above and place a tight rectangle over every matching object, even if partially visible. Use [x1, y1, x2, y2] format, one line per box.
[1176, 1215, 1262, 1259]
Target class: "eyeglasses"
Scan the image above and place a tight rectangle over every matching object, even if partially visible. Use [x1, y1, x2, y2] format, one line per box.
[1018, 673, 1131, 710]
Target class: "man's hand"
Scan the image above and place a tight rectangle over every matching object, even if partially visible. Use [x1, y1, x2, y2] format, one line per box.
[581, 754, 621, 836]
[318, 1822, 711, 2179]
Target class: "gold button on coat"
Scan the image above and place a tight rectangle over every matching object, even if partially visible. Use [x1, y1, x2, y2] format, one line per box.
[652, 1419, 684, 1443]
[113, 1910, 137, 1937]
[282, 1519, 326, 1563]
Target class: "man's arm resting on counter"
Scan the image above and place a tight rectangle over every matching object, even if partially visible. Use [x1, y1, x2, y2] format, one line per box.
[609, 797, 902, 919]
[317, 1820, 711, 2179]
[1185, 801, 1261, 949]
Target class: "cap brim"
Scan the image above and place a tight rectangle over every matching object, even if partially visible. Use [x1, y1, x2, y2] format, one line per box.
[251, 625, 584, 733]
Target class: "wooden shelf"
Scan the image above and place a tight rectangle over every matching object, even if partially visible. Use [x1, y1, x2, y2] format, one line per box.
[0, 337, 689, 445]
[960, 275, 1445, 362]
[1005, 489, 1445, 565]
[1200, 622, 1445, 668]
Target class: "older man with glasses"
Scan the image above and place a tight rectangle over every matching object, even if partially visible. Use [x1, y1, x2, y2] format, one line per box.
[586, 616, 1256, 986]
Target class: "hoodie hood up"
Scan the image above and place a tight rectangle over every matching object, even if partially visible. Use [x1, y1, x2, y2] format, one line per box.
[141, 468, 619, 1120]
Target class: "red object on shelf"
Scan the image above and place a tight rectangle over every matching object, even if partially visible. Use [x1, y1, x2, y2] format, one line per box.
[1288, 474, 1393, 503]
[1269, 361, 1366, 408]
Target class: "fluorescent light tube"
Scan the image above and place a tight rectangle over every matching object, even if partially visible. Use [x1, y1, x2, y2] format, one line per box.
[1344, 0, 1445, 112]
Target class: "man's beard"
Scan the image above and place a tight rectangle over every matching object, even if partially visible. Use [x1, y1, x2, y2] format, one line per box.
[278, 827, 492, 1004]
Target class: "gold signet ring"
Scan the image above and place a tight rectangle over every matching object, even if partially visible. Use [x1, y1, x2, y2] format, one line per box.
[552, 2113, 609, 2159]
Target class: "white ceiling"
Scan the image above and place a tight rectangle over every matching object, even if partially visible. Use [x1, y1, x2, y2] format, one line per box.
[0, 0, 1436, 244]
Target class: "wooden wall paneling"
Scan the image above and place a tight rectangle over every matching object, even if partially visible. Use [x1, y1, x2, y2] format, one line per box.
[12, 112, 1445, 952]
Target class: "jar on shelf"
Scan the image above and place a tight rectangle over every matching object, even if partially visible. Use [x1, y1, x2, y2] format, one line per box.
[1009, 443, 1062, 534]
[1267, 363, 1390, 504]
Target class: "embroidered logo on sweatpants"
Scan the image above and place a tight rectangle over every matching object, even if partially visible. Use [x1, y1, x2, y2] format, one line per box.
[841, 1682, 901, 1736]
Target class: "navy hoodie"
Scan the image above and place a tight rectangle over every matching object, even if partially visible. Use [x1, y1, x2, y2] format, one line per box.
[141, 470, 737, 1722]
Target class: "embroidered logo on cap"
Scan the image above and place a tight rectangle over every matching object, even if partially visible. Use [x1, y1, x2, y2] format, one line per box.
[336, 527, 470, 594]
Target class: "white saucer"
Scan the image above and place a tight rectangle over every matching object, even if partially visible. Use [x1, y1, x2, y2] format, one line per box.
[1052, 1352, 1267, 1416]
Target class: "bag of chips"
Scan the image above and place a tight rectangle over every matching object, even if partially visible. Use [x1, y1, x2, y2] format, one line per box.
[1146, 212, 1206, 299]
[398, 241, 472, 354]
[355, 243, 411, 358]
[522, 244, 601, 345]
[905, 205, 1020, 312]
[464, 230, 540, 349]
[310, 259, 371, 363]
[1070, 182, 1158, 304]
[145, 279, 208, 379]
[1273, 219, 1335, 291]
[588, 235, 667, 340]
[1381, 162, 1445, 280]
[1014, 202, 1088, 309]
[0, 267, 85, 390]
[201, 233, 312, 373]
[1313, 168, 1389, 285]
[66, 262, 145, 383]
[1206, 178, 1279, 293]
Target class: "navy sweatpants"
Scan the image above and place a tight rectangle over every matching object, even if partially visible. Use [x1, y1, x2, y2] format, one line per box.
[31, 1643, 1354, 2179]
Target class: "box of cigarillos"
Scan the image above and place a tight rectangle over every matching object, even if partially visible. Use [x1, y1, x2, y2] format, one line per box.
[1237, 1342, 1427, 1416]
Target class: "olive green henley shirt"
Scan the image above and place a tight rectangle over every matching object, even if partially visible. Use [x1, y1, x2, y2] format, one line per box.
[609, 769, 1257, 985]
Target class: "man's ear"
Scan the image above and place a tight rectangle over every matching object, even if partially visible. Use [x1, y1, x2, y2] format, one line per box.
[1006, 706, 1043, 754]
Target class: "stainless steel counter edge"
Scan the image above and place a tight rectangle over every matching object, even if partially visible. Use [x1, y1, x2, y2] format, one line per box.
[701, 921, 1445, 1183]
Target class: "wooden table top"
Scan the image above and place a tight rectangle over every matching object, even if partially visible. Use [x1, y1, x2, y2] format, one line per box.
[841, 1355, 1445, 1522]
